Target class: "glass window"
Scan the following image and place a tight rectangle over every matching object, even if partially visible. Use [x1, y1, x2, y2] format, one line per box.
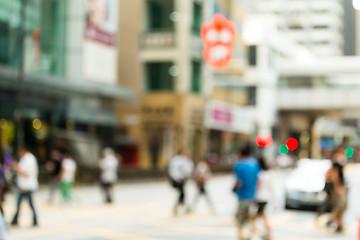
[247, 86, 256, 106]
[191, 61, 201, 93]
[0, 21, 12, 65]
[248, 45, 257, 66]
[192, 2, 202, 34]
[147, 0, 174, 31]
[0, 0, 67, 77]
[146, 62, 174, 91]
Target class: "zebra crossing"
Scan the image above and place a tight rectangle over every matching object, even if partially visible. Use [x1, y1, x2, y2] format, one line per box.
[4, 173, 359, 240]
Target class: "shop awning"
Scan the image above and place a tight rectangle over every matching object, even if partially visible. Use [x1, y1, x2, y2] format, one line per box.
[0, 66, 134, 100]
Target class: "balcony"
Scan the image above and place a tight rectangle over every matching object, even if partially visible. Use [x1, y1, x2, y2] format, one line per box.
[140, 31, 176, 49]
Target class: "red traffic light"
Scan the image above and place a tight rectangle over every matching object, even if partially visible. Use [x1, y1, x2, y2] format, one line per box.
[286, 138, 298, 151]
[256, 134, 273, 147]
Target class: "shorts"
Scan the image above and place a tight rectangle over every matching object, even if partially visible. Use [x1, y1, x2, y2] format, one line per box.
[255, 201, 267, 215]
[236, 200, 252, 225]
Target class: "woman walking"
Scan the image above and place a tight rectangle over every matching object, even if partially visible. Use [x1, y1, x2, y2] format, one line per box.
[327, 162, 347, 233]
[98, 148, 119, 204]
[252, 155, 272, 240]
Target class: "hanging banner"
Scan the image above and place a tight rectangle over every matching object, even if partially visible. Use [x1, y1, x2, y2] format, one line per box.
[83, 0, 118, 84]
[201, 14, 236, 69]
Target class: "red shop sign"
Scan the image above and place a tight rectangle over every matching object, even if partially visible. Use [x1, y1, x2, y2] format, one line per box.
[201, 14, 236, 69]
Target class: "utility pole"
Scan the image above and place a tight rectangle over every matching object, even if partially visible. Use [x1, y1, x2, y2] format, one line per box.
[16, 0, 27, 156]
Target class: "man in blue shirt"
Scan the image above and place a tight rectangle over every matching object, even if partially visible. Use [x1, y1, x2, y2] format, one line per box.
[233, 144, 261, 239]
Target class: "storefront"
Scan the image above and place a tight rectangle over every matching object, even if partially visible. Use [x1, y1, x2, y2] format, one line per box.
[204, 100, 255, 166]
[136, 93, 205, 170]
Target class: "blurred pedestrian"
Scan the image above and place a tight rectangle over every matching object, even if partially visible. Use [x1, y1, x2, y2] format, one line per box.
[168, 148, 194, 216]
[45, 149, 62, 204]
[0, 182, 8, 240]
[98, 148, 119, 204]
[333, 146, 347, 166]
[0, 210, 8, 240]
[316, 162, 334, 223]
[59, 150, 77, 203]
[327, 162, 347, 233]
[11, 146, 39, 227]
[189, 160, 215, 213]
[252, 155, 272, 240]
[0, 147, 9, 215]
[233, 143, 261, 240]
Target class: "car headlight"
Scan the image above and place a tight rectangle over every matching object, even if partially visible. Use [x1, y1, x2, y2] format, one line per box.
[316, 191, 327, 201]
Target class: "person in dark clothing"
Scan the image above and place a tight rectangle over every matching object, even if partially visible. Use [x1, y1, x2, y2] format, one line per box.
[45, 149, 62, 204]
[0, 146, 12, 216]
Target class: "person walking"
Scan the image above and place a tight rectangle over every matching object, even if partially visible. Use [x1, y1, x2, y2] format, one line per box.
[45, 149, 62, 204]
[168, 148, 194, 216]
[316, 163, 334, 224]
[327, 162, 347, 233]
[11, 146, 39, 227]
[189, 160, 215, 213]
[0, 184, 8, 240]
[233, 144, 261, 240]
[59, 151, 77, 203]
[98, 148, 119, 204]
[0, 146, 13, 215]
[252, 155, 273, 240]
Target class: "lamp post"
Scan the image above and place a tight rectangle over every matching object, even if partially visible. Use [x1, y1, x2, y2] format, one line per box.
[16, 0, 27, 155]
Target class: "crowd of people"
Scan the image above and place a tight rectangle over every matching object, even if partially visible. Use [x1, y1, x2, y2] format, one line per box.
[0, 141, 351, 240]
[167, 143, 350, 240]
[0, 144, 121, 239]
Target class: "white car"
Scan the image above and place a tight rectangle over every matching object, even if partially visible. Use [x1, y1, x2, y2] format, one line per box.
[285, 159, 332, 210]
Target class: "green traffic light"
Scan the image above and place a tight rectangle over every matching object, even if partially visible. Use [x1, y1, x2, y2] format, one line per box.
[279, 144, 289, 155]
[345, 147, 354, 158]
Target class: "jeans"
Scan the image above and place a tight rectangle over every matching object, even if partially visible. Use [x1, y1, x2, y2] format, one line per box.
[11, 191, 38, 225]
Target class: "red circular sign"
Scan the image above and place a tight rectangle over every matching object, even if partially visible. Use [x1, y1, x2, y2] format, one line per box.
[286, 138, 298, 151]
[256, 134, 273, 147]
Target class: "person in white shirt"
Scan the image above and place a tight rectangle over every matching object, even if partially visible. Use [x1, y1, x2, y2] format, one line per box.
[11, 146, 39, 226]
[168, 148, 194, 216]
[252, 155, 273, 239]
[59, 151, 77, 202]
[98, 148, 119, 204]
[190, 160, 215, 213]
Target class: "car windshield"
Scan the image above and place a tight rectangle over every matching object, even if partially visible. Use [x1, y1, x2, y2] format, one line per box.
[292, 160, 331, 178]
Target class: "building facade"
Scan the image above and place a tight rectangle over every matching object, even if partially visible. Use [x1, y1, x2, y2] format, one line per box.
[0, 0, 132, 169]
[117, 0, 255, 170]
[256, 0, 344, 56]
